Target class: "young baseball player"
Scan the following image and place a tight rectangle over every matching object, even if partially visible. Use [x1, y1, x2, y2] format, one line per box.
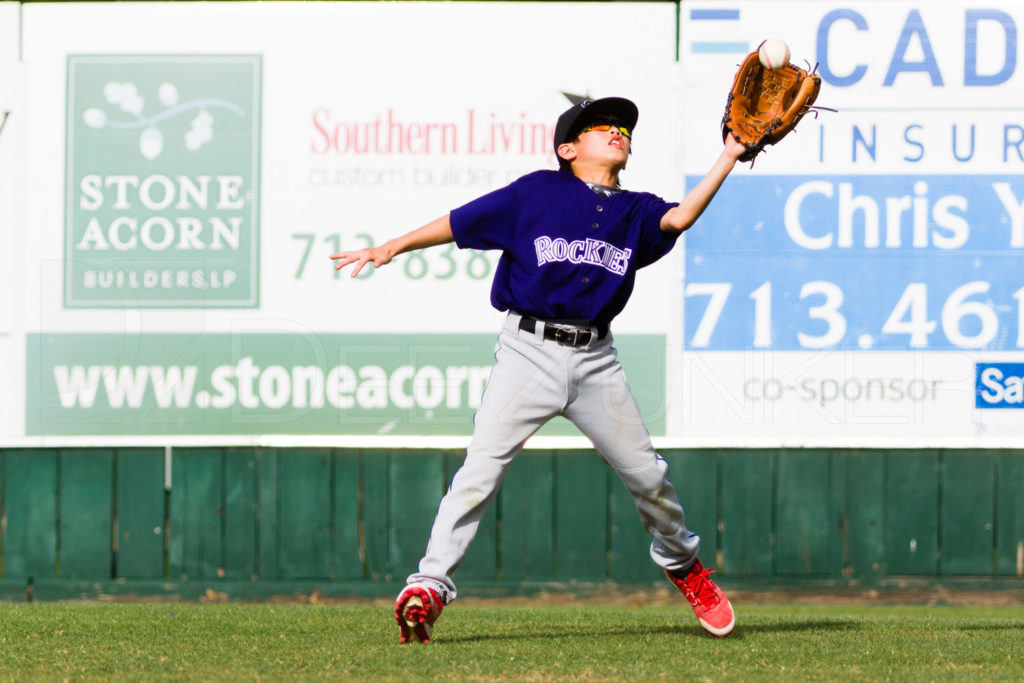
[332, 97, 748, 642]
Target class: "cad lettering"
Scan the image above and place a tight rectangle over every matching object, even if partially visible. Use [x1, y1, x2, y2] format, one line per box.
[817, 8, 1018, 87]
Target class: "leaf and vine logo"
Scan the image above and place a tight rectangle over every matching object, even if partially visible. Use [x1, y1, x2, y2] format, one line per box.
[82, 81, 234, 160]
[65, 55, 261, 307]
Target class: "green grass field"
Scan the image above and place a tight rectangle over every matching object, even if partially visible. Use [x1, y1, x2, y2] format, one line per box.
[1, 602, 1022, 680]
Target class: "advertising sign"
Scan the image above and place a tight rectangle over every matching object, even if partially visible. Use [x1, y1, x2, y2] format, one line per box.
[26, 332, 667, 437]
[685, 175, 1023, 353]
[64, 55, 261, 307]
[0, 3, 24, 439]
[1, 3, 20, 333]
[678, 1, 1024, 444]
[13, 1, 679, 440]
[12, 1, 1020, 446]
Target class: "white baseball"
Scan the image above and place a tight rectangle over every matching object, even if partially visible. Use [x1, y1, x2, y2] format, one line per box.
[758, 39, 790, 70]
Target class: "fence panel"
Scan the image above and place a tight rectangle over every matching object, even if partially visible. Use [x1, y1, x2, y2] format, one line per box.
[775, 450, 834, 576]
[362, 451, 390, 581]
[333, 450, 363, 580]
[115, 449, 166, 578]
[169, 447, 222, 580]
[996, 454, 1024, 577]
[884, 452, 939, 575]
[388, 450, 445, 581]
[499, 451, 555, 581]
[277, 449, 332, 579]
[719, 451, 773, 576]
[941, 451, 995, 576]
[223, 448, 258, 580]
[60, 449, 113, 579]
[256, 448, 280, 579]
[554, 451, 608, 581]
[3, 450, 58, 578]
[844, 451, 886, 576]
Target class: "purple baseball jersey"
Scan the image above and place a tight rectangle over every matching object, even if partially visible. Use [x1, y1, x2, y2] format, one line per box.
[449, 170, 679, 330]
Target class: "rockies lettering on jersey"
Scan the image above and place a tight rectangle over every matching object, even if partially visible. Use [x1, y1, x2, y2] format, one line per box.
[448, 170, 679, 329]
[533, 236, 632, 275]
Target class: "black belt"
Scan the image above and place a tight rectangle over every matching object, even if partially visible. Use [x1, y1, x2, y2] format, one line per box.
[518, 315, 597, 347]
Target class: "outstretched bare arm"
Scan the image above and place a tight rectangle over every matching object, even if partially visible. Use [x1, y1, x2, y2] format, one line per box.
[660, 136, 747, 233]
[330, 214, 454, 278]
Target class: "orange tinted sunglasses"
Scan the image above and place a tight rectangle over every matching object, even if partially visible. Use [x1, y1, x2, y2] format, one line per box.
[579, 123, 631, 139]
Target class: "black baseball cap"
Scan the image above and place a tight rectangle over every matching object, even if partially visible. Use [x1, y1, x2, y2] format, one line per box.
[553, 97, 639, 152]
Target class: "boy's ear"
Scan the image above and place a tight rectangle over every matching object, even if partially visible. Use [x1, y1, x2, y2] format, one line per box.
[556, 142, 577, 163]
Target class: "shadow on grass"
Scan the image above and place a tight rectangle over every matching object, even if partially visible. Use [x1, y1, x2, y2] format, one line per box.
[726, 619, 860, 640]
[441, 619, 860, 644]
[953, 623, 1024, 632]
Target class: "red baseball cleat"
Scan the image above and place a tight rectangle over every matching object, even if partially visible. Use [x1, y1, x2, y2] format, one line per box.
[395, 584, 444, 644]
[665, 559, 735, 637]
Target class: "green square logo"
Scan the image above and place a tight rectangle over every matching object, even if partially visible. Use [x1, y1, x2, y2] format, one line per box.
[65, 55, 261, 307]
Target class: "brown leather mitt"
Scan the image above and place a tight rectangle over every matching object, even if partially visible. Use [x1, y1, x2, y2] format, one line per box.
[722, 47, 822, 162]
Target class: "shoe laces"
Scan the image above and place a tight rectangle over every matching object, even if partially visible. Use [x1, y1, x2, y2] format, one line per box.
[400, 591, 435, 623]
[405, 602, 429, 623]
[678, 566, 720, 609]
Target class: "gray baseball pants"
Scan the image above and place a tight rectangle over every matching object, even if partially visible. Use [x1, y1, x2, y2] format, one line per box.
[406, 311, 700, 603]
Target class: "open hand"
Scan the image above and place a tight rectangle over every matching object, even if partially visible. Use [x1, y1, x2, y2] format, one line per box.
[330, 244, 395, 278]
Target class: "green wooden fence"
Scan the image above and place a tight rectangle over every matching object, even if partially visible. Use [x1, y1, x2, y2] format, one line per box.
[1, 447, 1022, 600]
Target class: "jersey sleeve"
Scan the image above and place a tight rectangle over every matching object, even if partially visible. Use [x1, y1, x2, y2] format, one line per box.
[449, 182, 520, 251]
[634, 195, 681, 268]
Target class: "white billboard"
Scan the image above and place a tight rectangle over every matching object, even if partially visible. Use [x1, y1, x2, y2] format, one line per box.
[6, 1, 1022, 446]
[0, 3, 21, 333]
[13, 2, 682, 442]
[677, 1, 1024, 445]
[0, 3, 24, 439]
[20, 1, 680, 336]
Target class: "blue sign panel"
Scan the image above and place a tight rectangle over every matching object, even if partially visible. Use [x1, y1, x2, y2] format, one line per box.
[683, 175, 1024, 351]
[976, 362, 1024, 408]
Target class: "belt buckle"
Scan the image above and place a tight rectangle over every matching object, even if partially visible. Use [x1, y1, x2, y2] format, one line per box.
[553, 326, 588, 347]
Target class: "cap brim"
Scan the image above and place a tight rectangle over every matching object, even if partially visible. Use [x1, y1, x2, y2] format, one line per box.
[575, 97, 639, 132]
[553, 96, 640, 153]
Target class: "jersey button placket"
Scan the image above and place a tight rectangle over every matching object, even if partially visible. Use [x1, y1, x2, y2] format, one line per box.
[585, 206, 597, 282]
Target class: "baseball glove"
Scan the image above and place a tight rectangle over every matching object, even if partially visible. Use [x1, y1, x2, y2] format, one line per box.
[722, 46, 822, 162]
